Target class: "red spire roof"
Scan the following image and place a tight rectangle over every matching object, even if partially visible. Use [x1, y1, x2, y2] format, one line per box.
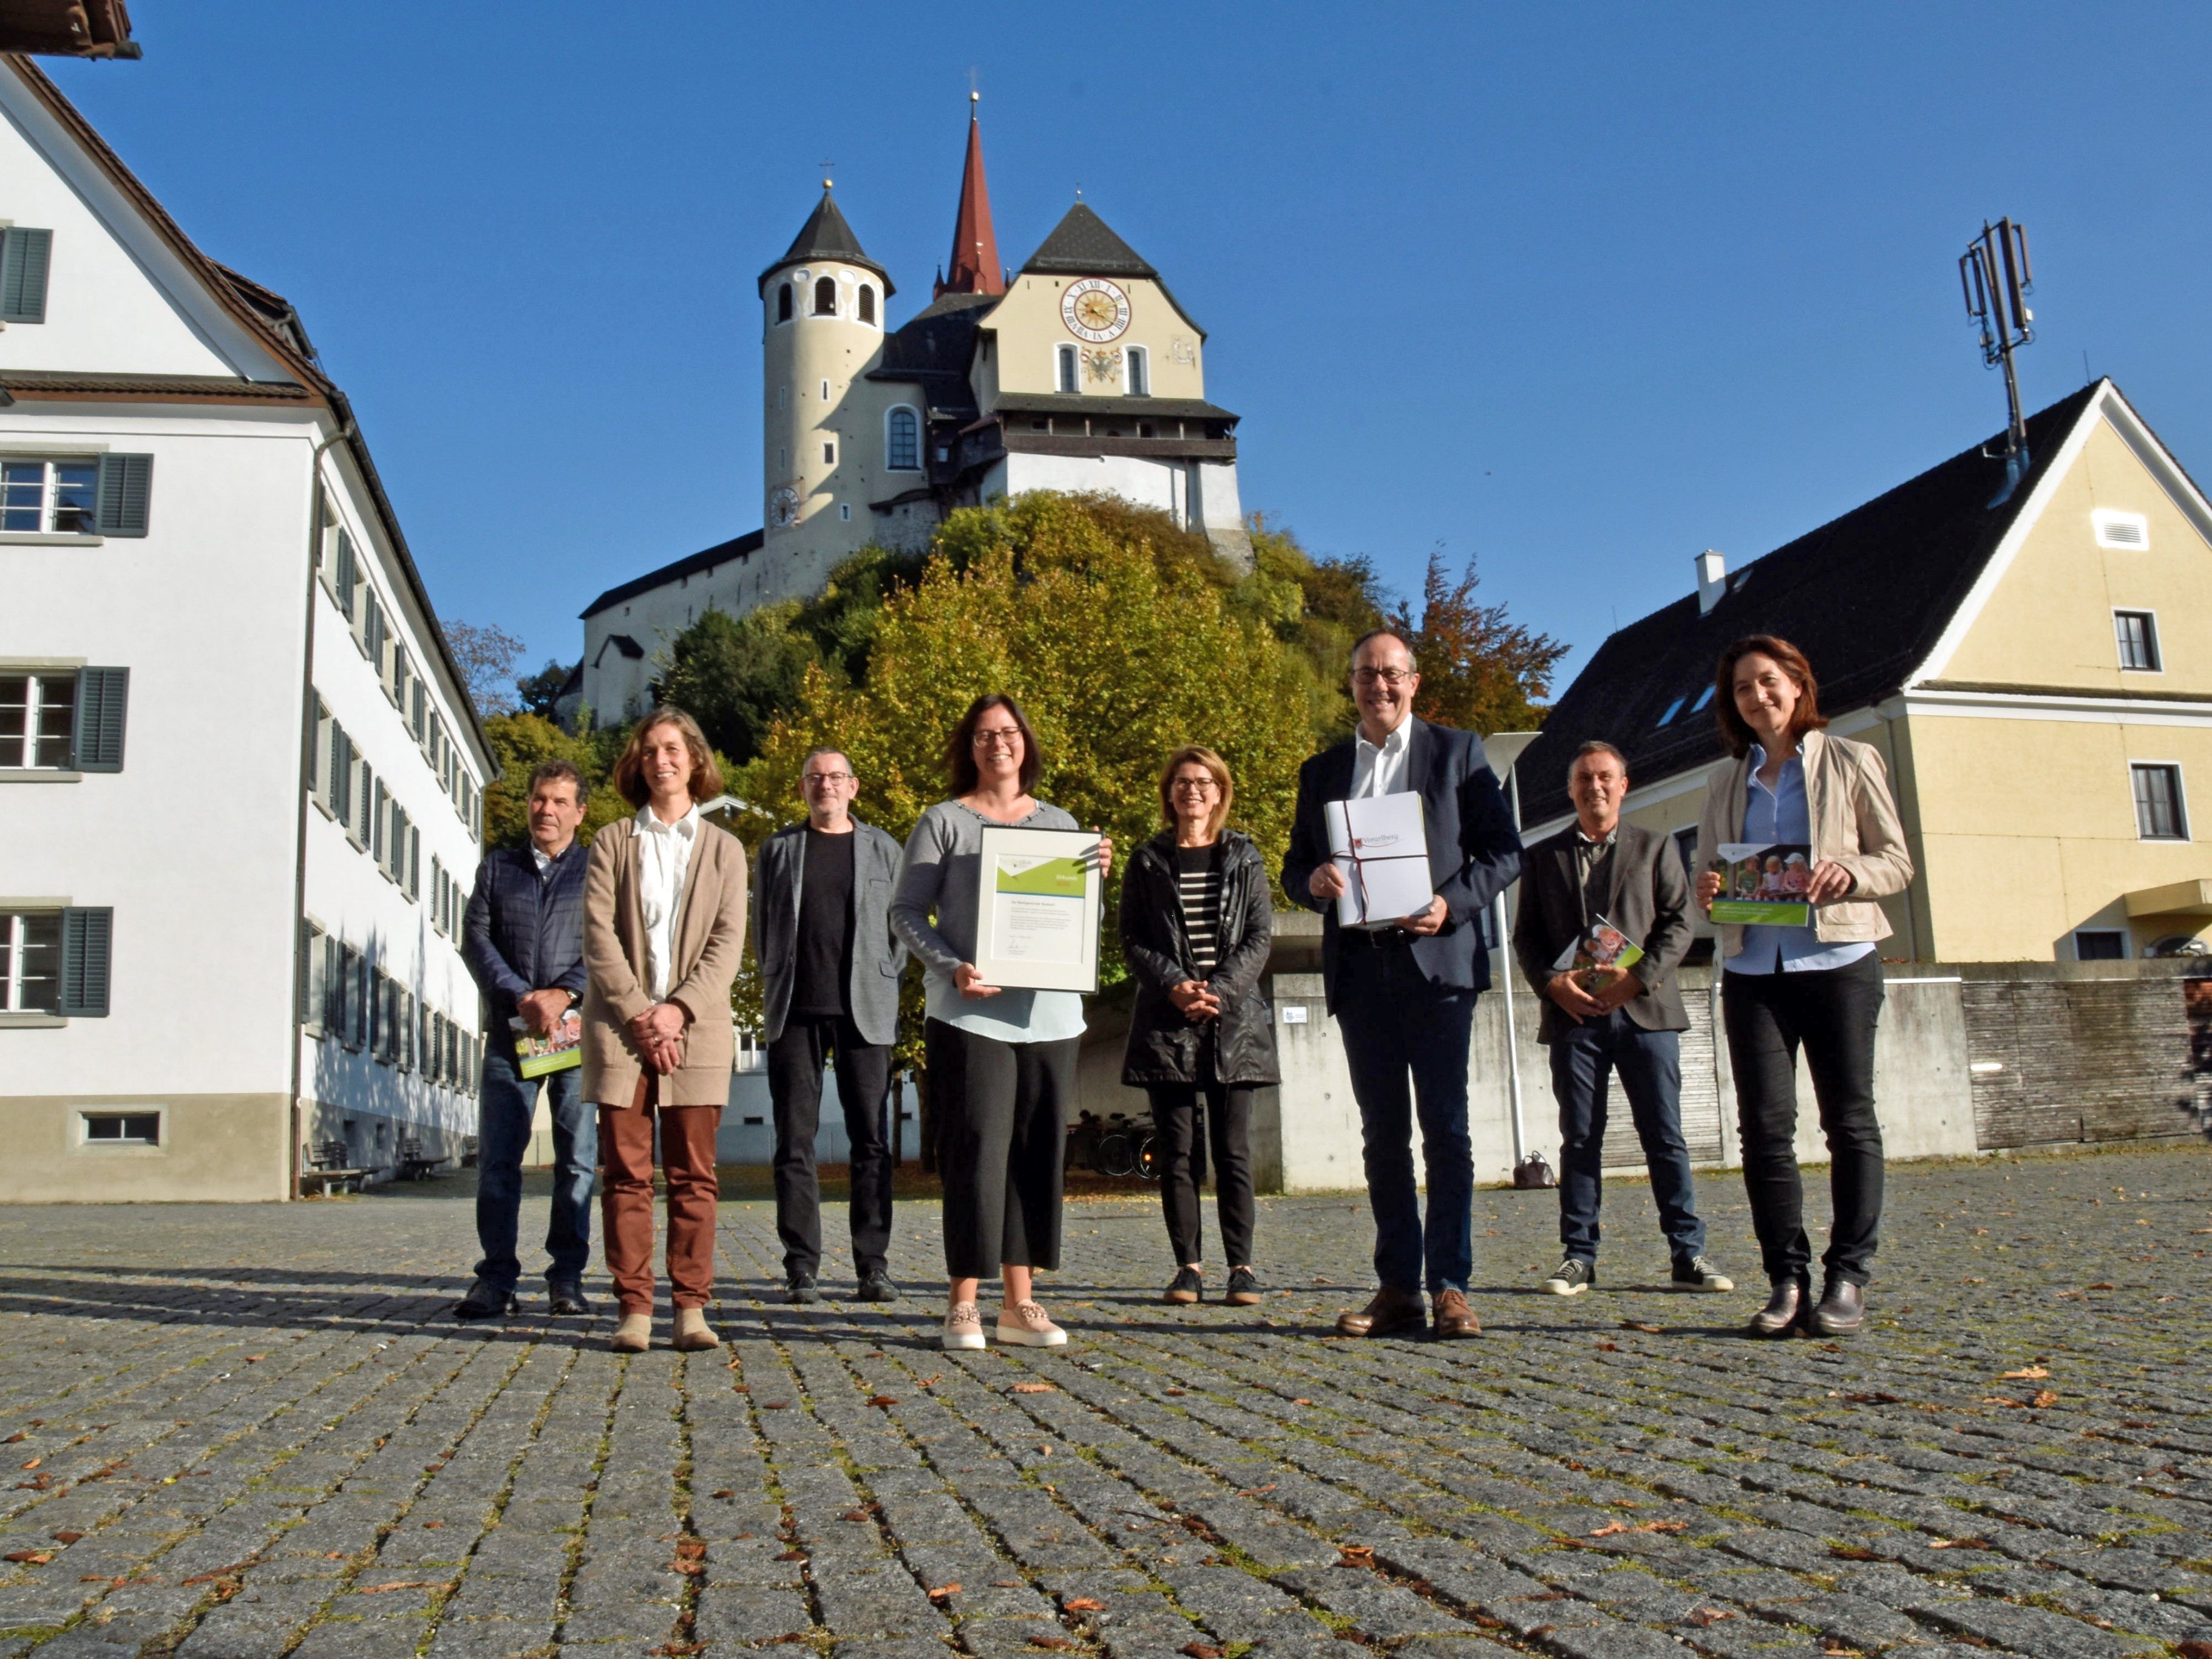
[936, 94, 1003, 299]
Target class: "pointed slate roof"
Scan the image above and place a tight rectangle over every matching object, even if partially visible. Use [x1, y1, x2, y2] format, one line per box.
[1021, 202, 1157, 277]
[938, 101, 1004, 298]
[1514, 383, 2106, 827]
[757, 186, 893, 296]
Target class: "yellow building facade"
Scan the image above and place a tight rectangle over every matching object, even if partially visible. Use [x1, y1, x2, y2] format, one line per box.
[1521, 381, 2212, 965]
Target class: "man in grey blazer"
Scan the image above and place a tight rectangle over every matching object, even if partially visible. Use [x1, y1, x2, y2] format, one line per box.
[754, 747, 908, 1303]
[1512, 740, 1732, 1297]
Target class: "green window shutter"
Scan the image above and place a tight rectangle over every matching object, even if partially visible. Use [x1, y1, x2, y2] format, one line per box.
[59, 907, 112, 1017]
[70, 667, 129, 772]
[334, 532, 357, 620]
[95, 453, 153, 537]
[1, 228, 52, 324]
[409, 826, 421, 900]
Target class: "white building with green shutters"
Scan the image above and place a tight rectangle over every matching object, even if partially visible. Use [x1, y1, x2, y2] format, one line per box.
[0, 57, 495, 1201]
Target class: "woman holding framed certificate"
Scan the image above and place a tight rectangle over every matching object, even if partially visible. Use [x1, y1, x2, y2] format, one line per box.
[891, 694, 1112, 1352]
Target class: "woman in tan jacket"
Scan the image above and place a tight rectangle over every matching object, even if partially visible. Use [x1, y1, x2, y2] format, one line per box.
[1693, 637, 1912, 1342]
[582, 707, 747, 1353]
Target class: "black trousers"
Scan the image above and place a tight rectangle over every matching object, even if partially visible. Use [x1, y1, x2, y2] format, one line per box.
[926, 1019, 1077, 1280]
[768, 1014, 894, 1279]
[1720, 952, 1886, 1288]
[1147, 1082, 1257, 1270]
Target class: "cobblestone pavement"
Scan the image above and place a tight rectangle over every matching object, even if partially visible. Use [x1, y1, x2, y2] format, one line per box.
[0, 1145, 2208, 1659]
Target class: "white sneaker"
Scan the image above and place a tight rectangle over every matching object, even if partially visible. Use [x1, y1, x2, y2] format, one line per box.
[995, 1300, 1067, 1347]
[942, 1302, 985, 1351]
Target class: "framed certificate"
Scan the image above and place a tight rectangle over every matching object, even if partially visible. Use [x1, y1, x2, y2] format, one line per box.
[974, 824, 1102, 993]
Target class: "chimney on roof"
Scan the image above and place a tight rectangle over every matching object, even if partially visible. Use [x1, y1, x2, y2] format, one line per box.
[1695, 549, 1726, 615]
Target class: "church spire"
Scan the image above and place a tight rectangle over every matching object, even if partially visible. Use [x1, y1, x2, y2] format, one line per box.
[935, 91, 1004, 299]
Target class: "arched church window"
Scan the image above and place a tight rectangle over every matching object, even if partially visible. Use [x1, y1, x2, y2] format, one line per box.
[857, 285, 877, 324]
[813, 276, 837, 316]
[776, 282, 793, 323]
[1057, 343, 1079, 394]
[887, 407, 920, 471]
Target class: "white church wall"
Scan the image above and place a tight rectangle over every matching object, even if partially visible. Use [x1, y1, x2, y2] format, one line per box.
[996, 452, 1181, 517]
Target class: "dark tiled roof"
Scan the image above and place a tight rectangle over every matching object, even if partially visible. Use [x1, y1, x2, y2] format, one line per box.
[758, 189, 892, 295]
[867, 291, 993, 419]
[1022, 202, 1158, 277]
[1515, 382, 2105, 827]
[580, 530, 764, 620]
[989, 392, 1238, 423]
[0, 369, 311, 402]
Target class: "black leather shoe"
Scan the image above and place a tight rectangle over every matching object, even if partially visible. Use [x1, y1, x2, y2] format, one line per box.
[1808, 1277, 1865, 1336]
[855, 1270, 901, 1303]
[785, 1273, 823, 1306]
[546, 1280, 592, 1317]
[1747, 1278, 1807, 1338]
[452, 1279, 518, 1321]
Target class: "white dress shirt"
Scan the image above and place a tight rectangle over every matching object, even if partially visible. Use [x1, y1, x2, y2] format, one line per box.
[1350, 711, 1414, 798]
[634, 803, 701, 1000]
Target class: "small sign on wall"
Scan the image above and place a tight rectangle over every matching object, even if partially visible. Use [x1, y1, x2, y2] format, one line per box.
[1280, 1005, 1309, 1025]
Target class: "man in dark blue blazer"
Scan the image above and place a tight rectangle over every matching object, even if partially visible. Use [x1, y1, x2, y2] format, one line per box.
[1283, 629, 1524, 1339]
[458, 761, 595, 1321]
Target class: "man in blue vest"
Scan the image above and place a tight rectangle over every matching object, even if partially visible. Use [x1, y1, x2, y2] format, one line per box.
[1283, 630, 1524, 1340]
[458, 761, 595, 1320]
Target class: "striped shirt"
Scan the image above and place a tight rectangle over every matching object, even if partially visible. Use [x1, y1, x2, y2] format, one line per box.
[1175, 843, 1226, 975]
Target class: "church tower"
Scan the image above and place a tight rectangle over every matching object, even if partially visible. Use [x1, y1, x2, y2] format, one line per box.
[757, 183, 893, 582]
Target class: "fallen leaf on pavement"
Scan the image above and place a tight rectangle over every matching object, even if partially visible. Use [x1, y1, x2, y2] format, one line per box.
[1012, 1382, 1057, 1394]
[711, 1490, 736, 1499]
[926, 1583, 961, 1602]
[52, 1530, 83, 1544]
[357, 1579, 448, 1593]
[1586, 1522, 1627, 1538]
[1929, 1538, 1991, 1551]
[2000, 1365, 2049, 1379]
[1623, 1321, 1662, 1334]
[2031, 1391, 2060, 1408]
[1065, 1596, 1105, 1612]
[1686, 1607, 1735, 1626]
[1338, 1544, 1376, 1562]
[867, 1396, 897, 1408]
[4, 1550, 53, 1565]
[1181, 1644, 1224, 1658]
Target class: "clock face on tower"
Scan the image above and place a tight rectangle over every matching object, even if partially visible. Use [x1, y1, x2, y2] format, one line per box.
[769, 486, 801, 529]
[1060, 277, 1131, 343]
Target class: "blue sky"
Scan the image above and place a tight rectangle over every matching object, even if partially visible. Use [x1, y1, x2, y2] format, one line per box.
[41, 4, 2212, 694]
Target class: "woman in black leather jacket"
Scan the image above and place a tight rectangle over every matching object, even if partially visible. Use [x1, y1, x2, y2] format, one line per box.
[1119, 746, 1279, 1306]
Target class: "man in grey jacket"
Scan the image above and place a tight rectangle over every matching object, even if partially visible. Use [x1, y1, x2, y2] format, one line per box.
[1511, 741, 1732, 1297]
[754, 747, 908, 1303]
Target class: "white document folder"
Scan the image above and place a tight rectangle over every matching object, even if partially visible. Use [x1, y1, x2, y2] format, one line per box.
[1323, 791, 1434, 929]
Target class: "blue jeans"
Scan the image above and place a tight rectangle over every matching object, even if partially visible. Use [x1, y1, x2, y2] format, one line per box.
[1549, 1011, 1705, 1267]
[1335, 939, 1478, 1294]
[475, 1045, 596, 1292]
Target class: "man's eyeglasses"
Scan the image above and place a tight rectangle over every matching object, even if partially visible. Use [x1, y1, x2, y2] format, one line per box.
[803, 772, 853, 786]
[1352, 667, 1414, 687]
[971, 729, 1023, 751]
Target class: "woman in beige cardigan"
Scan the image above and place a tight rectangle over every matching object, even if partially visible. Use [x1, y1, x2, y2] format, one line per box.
[582, 707, 747, 1353]
[1693, 637, 1912, 1342]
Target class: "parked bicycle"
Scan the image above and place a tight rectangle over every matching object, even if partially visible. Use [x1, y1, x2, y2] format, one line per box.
[1065, 1110, 1159, 1180]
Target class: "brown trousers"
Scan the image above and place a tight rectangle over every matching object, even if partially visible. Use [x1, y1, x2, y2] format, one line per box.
[599, 1075, 721, 1314]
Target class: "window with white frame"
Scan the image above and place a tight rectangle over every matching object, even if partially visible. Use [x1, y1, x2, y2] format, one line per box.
[1057, 344, 1079, 393]
[2115, 610, 2160, 672]
[823, 439, 836, 466]
[0, 671, 73, 767]
[2132, 762, 2188, 841]
[812, 276, 836, 316]
[1126, 344, 1149, 397]
[857, 284, 876, 325]
[886, 406, 920, 471]
[81, 1111, 160, 1145]
[1, 911, 63, 1013]
[1, 457, 97, 533]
